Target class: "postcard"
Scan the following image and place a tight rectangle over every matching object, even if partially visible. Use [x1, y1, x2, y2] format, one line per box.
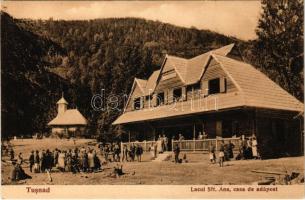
[1, 0, 304, 199]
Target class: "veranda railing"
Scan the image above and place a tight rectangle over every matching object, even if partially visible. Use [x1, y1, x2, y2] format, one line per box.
[120, 137, 241, 152]
[171, 137, 241, 152]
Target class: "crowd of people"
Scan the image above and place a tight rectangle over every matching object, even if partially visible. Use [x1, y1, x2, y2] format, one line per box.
[27, 147, 102, 174]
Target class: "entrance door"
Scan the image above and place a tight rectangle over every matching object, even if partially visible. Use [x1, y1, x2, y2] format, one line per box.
[216, 120, 222, 137]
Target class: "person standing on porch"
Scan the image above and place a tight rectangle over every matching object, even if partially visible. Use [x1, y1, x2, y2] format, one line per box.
[251, 136, 258, 159]
[198, 132, 203, 140]
[218, 140, 225, 167]
[178, 133, 184, 141]
[203, 131, 208, 139]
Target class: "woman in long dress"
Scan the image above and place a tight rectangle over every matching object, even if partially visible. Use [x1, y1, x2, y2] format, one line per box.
[88, 150, 95, 172]
[251, 137, 258, 159]
[58, 151, 66, 171]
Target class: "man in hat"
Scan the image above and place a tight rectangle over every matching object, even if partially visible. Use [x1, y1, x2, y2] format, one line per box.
[29, 151, 35, 173]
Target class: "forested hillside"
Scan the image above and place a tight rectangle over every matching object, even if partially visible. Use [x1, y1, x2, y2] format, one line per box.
[1, 0, 303, 140]
[1, 12, 76, 139]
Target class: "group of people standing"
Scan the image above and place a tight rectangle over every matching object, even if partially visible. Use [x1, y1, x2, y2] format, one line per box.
[99, 143, 121, 162]
[99, 142, 144, 162]
[236, 135, 259, 160]
[28, 147, 102, 174]
[121, 143, 144, 162]
[209, 135, 259, 167]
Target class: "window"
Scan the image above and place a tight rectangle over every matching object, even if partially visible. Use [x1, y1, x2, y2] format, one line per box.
[133, 97, 141, 110]
[145, 95, 152, 101]
[173, 88, 182, 102]
[193, 82, 201, 90]
[208, 78, 220, 95]
[156, 92, 164, 106]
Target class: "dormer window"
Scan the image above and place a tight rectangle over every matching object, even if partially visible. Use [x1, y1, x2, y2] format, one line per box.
[173, 88, 182, 102]
[134, 97, 141, 110]
[208, 77, 227, 95]
[208, 78, 220, 94]
[157, 92, 164, 106]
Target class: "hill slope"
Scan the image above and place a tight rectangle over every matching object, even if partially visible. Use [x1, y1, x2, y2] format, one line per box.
[2, 12, 302, 139]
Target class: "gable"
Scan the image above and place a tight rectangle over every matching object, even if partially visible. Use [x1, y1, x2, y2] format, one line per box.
[200, 57, 238, 93]
[125, 81, 145, 112]
[155, 69, 185, 92]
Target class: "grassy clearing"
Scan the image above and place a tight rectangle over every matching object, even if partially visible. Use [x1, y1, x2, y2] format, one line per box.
[1, 139, 304, 185]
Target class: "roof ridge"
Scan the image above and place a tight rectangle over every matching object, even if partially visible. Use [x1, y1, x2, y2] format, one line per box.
[167, 54, 188, 60]
[135, 77, 148, 82]
[188, 51, 210, 61]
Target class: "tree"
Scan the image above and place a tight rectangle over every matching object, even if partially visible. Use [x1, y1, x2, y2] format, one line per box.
[254, 0, 303, 100]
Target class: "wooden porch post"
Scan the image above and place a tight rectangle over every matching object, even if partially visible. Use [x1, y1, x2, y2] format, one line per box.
[128, 131, 131, 143]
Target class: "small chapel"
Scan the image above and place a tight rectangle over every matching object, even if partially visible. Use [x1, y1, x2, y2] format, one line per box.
[48, 95, 88, 138]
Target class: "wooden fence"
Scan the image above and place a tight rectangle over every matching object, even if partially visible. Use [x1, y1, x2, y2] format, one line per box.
[121, 137, 241, 152]
[171, 137, 241, 152]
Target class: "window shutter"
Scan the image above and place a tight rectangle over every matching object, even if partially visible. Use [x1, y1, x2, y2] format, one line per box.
[220, 77, 226, 93]
[182, 87, 187, 101]
[202, 80, 209, 96]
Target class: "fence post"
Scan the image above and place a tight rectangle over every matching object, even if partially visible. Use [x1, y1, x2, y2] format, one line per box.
[193, 138, 196, 152]
[215, 138, 218, 155]
[144, 140, 147, 152]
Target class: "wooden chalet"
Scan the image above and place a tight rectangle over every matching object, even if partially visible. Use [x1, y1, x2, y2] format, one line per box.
[113, 44, 304, 158]
[48, 95, 88, 138]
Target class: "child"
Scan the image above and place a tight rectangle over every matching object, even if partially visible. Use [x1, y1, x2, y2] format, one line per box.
[209, 144, 216, 163]
[219, 141, 225, 167]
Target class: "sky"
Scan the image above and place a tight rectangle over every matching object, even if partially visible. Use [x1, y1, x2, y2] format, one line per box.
[2, 1, 262, 40]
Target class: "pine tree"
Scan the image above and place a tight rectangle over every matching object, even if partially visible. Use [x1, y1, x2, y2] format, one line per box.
[254, 0, 303, 100]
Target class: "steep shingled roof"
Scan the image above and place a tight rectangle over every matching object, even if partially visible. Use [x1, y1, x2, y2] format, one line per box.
[212, 54, 303, 112]
[144, 70, 160, 95]
[163, 44, 235, 85]
[113, 50, 303, 125]
[48, 109, 88, 126]
[135, 78, 147, 93]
